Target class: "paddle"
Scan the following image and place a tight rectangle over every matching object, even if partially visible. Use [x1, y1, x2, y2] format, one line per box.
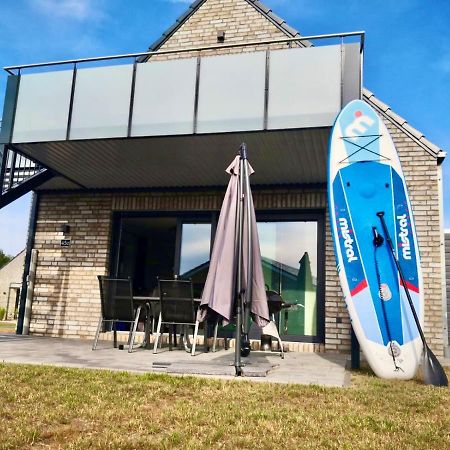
[377, 212, 448, 387]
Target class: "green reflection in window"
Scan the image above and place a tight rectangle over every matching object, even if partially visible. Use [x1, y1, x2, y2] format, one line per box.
[257, 221, 317, 337]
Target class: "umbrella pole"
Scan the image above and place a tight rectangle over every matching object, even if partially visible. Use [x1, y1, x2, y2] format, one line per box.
[242, 145, 252, 356]
[234, 147, 246, 376]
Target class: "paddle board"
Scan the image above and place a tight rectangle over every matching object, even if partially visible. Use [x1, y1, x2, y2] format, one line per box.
[328, 99, 423, 379]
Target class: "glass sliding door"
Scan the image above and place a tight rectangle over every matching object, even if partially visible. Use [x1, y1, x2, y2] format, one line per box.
[110, 211, 324, 342]
[110, 214, 214, 299]
[116, 217, 178, 295]
[257, 217, 323, 341]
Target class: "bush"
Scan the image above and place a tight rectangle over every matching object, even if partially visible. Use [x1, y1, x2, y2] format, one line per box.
[0, 307, 6, 321]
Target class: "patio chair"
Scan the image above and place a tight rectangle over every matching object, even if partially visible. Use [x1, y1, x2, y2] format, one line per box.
[92, 276, 142, 353]
[153, 278, 200, 356]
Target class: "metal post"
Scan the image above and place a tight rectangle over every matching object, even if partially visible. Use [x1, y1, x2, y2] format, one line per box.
[7, 150, 17, 190]
[66, 64, 77, 140]
[0, 145, 7, 194]
[22, 249, 38, 334]
[242, 144, 253, 337]
[17, 193, 39, 334]
[351, 327, 360, 370]
[234, 146, 246, 376]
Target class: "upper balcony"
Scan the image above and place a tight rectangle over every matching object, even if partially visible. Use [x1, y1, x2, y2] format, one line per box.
[0, 32, 364, 190]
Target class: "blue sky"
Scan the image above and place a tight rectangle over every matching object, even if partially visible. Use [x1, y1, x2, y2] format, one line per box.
[0, 0, 449, 255]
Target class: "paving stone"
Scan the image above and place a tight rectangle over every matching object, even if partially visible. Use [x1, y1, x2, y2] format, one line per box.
[0, 335, 349, 386]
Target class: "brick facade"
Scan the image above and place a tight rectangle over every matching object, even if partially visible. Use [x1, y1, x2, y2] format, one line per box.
[150, 0, 293, 61]
[446, 231, 450, 347]
[28, 0, 446, 355]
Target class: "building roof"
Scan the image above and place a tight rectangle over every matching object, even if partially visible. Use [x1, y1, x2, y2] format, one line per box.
[144, 0, 444, 161]
[145, 0, 306, 53]
[363, 88, 444, 159]
[0, 249, 25, 273]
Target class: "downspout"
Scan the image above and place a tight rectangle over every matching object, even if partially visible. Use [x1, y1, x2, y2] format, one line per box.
[16, 192, 39, 334]
[437, 151, 449, 357]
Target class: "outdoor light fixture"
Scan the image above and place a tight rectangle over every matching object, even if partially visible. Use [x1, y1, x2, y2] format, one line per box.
[60, 224, 70, 235]
[217, 30, 225, 43]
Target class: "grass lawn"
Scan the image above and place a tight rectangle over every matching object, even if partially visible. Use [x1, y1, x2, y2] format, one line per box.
[0, 322, 16, 333]
[0, 364, 448, 449]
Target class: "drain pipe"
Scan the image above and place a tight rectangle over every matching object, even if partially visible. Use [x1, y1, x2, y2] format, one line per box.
[17, 192, 39, 334]
[22, 249, 38, 335]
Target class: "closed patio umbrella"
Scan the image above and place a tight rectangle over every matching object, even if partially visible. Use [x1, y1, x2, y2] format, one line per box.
[198, 144, 270, 375]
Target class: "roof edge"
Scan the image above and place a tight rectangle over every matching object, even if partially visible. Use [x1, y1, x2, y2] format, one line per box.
[363, 88, 444, 159]
[0, 248, 25, 271]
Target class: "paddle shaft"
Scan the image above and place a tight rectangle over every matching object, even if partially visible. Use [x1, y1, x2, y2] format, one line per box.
[376, 212, 426, 345]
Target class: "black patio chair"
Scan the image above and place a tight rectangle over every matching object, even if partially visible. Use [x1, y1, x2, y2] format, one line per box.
[92, 276, 142, 353]
[153, 278, 199, 356]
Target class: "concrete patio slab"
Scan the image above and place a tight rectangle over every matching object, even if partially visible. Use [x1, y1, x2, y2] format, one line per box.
[0, 334, 350, 387]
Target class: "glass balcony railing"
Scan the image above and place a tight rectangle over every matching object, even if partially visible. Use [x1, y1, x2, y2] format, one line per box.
[1, 32, 364, 146]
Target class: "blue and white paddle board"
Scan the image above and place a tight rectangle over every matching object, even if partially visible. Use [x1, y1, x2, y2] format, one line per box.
[328, 99, 423, 379]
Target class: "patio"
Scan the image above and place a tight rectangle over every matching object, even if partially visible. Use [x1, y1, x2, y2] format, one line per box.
[0, 334, 349, 387]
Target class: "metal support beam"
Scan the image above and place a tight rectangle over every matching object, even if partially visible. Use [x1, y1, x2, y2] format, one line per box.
[0, 169, 53, 209]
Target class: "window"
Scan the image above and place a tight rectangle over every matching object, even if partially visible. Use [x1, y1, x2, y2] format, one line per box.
[257, 214, 324, 342]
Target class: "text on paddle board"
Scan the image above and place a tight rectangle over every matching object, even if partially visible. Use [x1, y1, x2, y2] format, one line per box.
[397, 214, 411, 260]
[338, 218, 358, 263]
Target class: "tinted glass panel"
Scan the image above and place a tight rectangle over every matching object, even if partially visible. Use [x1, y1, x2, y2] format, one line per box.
[257, 221, 318, 337]
[13, 70, 73, 143]
[179, 223, 212, 297]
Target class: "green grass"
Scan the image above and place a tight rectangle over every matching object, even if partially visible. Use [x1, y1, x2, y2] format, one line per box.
[0, 322, 16, 333]
[0, 364, 448, 449]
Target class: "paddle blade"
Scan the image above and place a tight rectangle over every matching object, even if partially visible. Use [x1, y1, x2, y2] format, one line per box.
[422, 345, 448, 387]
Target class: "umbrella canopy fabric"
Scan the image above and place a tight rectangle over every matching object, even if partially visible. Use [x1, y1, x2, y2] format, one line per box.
[198, 155, 270, 328]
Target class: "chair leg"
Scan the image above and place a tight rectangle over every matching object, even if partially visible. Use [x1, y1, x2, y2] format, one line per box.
[212, 321, 219, 352]
[92, 317, 103, 350]
[128, 306, 141, 353]
[191, 321, 199, 356]
[144, 304, 152, 349]
[153, 313, 162, 354]
[169, 325, 173, 351]
[277, 336, 285, 359]
[113, 321, 117, 348]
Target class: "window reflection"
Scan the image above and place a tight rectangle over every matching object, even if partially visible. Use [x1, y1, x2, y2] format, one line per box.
[179, 223, 212, 297]
[257, 221, 318, 337]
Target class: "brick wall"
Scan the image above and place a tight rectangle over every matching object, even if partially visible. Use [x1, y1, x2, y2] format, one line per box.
[31, 194, 112, 338]
[446, 231, 450, 346]
[28, 0, 445, 355]
[150, 0, 294, 61]
[386, 122, 443, 353]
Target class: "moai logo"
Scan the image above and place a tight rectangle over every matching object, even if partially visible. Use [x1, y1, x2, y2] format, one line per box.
[345, 110, 375, 139]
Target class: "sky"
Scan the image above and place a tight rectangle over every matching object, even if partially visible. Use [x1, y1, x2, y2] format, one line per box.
[0, 0, 449, 255]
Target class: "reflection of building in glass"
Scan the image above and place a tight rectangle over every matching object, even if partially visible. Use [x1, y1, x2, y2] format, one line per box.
[296, 253, 317, 336]
[182, 253, 317, 336]
[181, 261, 209, 298]
[262, 254, 316, 336]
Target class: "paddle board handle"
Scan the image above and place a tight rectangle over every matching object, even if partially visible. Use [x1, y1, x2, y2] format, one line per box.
[376, 212, 426, 346]
[372, 226, 384, 247]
